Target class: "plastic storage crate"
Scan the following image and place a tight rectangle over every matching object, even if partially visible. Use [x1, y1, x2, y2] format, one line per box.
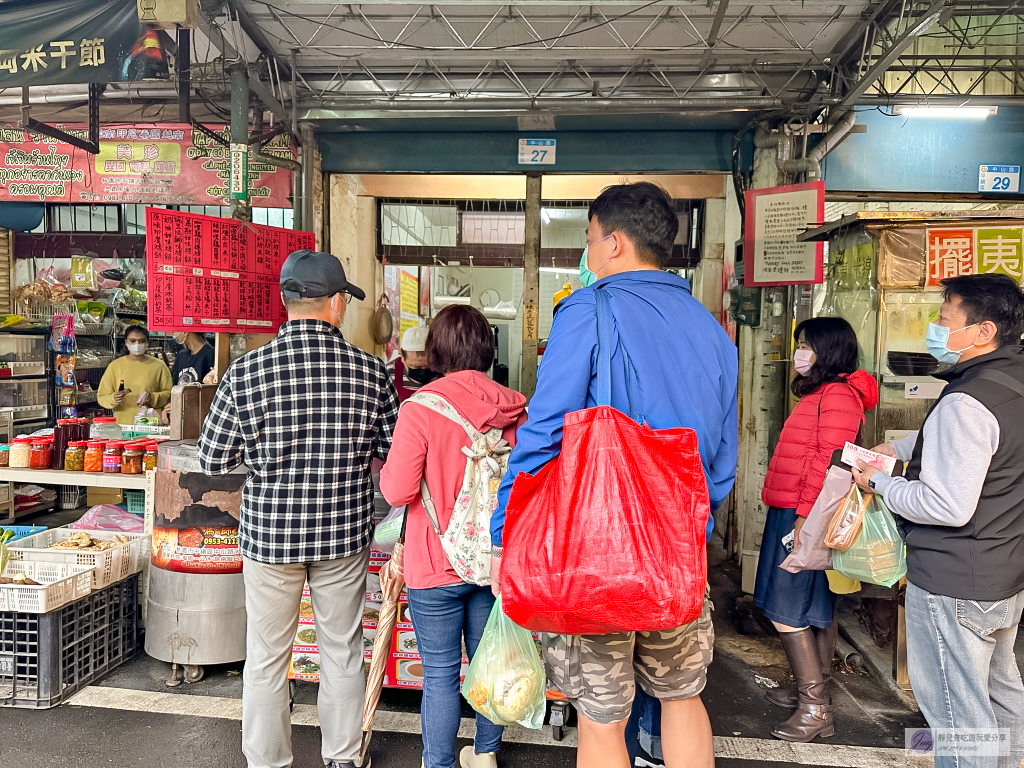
[58, 487, 86, 511]
[0, 573, 140, 708]
[0, 526, 46, 542]
[0, 562, 94, 613]
[123, 490, 145, 515]
[8, 530, 150, 590]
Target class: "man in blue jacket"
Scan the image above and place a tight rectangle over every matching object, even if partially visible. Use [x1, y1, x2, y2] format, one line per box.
[490, 182, 738, 768]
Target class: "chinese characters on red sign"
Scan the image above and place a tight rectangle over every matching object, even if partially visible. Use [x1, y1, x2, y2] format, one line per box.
[926, 228, 1024, 286]
[146, 208, 314, 334]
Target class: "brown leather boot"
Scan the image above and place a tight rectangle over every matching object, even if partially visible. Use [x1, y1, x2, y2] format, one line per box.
[765, 623, 838, 709]
[771, 629, 835, 742]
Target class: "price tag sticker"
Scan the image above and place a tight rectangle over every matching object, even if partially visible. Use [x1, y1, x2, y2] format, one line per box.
[518, 138, 556, 165]
[979, 165, 1020, 193]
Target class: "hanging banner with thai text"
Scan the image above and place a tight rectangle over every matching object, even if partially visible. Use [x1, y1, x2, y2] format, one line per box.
[0, 123, 295, 206]
[0, 0, 166, 87]
[926, 227, 1024, 286]
[146, 208, 314, 334]
[744, 181, 825, 286]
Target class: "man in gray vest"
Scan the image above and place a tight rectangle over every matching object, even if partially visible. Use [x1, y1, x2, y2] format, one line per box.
[853, 273, 1024, 768]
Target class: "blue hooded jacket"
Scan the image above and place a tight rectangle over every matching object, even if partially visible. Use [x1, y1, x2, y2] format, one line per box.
[492, 269, 739, 546]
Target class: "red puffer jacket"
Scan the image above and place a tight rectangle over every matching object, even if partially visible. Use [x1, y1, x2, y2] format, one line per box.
[762, 370, 879, 517]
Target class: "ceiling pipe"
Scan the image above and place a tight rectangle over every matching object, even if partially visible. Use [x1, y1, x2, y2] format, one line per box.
[779, 110, 856, 180]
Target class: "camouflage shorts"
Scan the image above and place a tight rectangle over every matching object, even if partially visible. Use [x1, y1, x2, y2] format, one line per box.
[541, 587, 714, 724]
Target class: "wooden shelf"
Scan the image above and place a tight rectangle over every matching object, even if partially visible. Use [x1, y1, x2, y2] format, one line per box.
[0, 468, 148, 489]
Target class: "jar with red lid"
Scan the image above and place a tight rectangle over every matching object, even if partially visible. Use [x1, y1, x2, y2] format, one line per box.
[84, 441, 106, 473]
[122, 442, 145, 475]
[30, 438, 52, 469]
[65, 441, 87, 472]
[10, 437, 32, 468]
[91, 417, 122, 441]
[102, 442, 124, 473]
[143, 443, 159, 472]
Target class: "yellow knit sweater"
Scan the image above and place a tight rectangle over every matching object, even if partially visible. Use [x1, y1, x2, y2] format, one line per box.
[97, 356, 173, 425]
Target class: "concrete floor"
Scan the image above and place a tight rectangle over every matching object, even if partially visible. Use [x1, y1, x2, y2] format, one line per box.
[1, 527, 935, 768]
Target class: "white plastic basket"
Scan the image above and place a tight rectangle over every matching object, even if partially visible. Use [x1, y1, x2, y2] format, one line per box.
[8, 529, 150, 590]
[0, 561, 95, 613]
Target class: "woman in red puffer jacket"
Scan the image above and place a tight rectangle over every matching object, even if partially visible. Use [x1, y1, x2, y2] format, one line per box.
[756, 317, 879, 744]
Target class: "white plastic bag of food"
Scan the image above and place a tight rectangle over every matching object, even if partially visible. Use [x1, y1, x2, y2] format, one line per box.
[461, 596, 546, 729]
[372, 506, 405, 553]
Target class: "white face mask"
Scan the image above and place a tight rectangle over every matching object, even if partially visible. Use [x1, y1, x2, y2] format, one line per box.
[127, 342, 147, 356]
[173, 332, 188, 345]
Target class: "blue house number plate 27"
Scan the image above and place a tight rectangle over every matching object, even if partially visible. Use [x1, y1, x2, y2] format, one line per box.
[979, 165, 1020, 193]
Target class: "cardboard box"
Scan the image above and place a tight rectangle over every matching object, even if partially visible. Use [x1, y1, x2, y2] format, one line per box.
[87, 487, 124, 506]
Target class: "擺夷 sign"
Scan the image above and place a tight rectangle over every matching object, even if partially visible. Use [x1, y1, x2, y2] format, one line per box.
[0, 0, 166, 87]
[926, 226, 1024, 286]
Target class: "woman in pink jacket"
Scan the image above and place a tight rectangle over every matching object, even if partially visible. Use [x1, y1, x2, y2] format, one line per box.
[380, 305, 528, 768]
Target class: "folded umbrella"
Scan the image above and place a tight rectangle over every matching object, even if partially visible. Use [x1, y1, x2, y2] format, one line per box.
[360, 543, 405, 764]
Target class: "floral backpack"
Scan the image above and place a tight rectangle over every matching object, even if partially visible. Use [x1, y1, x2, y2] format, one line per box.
[407, 391, 512, 586]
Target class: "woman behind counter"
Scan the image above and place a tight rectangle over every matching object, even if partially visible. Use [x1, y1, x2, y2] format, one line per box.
[97, 326, 173, 425]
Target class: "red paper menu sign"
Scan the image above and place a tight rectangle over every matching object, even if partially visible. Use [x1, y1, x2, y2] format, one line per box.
[146, 208, 315, 333]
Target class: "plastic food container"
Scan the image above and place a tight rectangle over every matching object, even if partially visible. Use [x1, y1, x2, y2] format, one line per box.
[102, 442, 123, 473]
[121, 443, 144, 475]
[84, 441, 105, 473]
[0, 444, 9, 467]
[30, 439, 52, 469]
[91, 417, 122, 441]
[65, 441, 87, 472]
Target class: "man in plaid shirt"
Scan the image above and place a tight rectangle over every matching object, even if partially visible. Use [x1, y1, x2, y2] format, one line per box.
[199, 249, 399, 768]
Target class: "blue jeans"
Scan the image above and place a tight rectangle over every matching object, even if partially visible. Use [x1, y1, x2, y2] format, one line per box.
[625, 688, 662, 765]
[406, 583, 504, 768]
[905, 582, 1024, 768]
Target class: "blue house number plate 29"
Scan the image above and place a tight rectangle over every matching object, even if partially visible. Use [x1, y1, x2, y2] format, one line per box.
[519, 139, 556, 165]
[979, 165, 1020, 193]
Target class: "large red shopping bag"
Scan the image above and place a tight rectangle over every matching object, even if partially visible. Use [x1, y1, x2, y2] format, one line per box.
[500, 289, 711, 635]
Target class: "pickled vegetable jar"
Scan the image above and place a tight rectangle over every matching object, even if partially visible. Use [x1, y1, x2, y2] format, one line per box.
[102, 442, 123, 473]
[9, 438, 30, 468]
[30, 439, 52, 469]
[84, 441, 105, 473]
[65, 441, 87, 472]
[122, 443, 144, 475]
[143, 443, 158, 472]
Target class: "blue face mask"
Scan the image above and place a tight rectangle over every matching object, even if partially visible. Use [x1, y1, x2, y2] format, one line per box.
[926, 321, 977, 365]
[578, 234, 614, 287]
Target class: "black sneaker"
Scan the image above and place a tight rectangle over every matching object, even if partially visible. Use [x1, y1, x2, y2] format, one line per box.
[327, 760, 371, 768]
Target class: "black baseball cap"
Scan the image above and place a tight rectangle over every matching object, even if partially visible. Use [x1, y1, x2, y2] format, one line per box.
[279, 249, 366, 301]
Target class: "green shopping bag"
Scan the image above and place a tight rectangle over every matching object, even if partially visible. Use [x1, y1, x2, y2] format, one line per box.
[832, 495, 907, 587]
[461, 596, 546, 729]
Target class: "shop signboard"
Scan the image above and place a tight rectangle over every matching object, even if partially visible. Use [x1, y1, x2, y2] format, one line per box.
[926, 227, 1024, 287]
[146, 208, 315, 334]
[0, 123, 295, 206]
[151, 467, 244, 576]
[0, 0, 166, 87]
[743, 181, 825, 286]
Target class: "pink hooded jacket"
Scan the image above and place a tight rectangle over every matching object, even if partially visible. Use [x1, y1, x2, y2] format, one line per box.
[379, 370, 528, 589]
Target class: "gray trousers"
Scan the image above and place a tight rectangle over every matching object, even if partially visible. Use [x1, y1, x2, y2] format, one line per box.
[242, 549, 371, 768]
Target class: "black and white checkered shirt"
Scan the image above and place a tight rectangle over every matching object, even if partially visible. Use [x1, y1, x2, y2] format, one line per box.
[198, 320, 399, 564]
